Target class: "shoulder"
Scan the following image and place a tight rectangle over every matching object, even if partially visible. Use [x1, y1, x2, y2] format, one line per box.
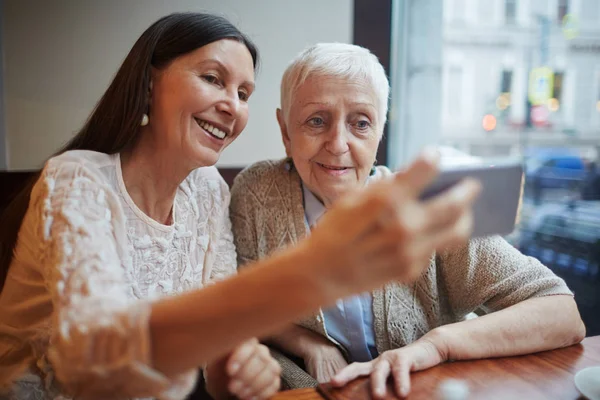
[437, 235, 525, 273]
[185, 165, 230, 205]
[30, 152, 123, 239]
[46, 150, 115, 173]
[231, 159, 289, 195]
[39, 150, 115, 192]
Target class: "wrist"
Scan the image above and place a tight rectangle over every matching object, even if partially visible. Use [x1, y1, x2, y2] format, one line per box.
[298, 337, 338, 359]
[421, 326, 452, 363]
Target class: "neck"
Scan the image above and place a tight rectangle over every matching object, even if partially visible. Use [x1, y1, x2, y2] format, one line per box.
[120, 135, 191, 225]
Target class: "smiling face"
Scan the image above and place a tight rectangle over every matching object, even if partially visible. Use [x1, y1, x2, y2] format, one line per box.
[278, 74, 382, 207]
[148, 39, 255, 169]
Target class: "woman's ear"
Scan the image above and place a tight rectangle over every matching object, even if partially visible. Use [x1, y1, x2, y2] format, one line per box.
[277, 108, 292, 158]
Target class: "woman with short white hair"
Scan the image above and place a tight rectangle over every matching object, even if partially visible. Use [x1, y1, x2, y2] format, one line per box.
[230, 42, 585, 398]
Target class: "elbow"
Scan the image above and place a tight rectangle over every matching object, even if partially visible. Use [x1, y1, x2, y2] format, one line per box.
[563, 297, 586, 346]
[571, 317, 586, 345]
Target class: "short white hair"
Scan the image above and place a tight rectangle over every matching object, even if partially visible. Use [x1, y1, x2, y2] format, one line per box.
[280, 43, 390, 127]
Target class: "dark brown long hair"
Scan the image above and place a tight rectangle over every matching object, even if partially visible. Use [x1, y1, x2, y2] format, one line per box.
[0, 13, 259, 290]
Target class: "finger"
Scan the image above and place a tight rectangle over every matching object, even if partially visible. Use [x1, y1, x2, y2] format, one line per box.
[232, 343, 272, 381]
[429, 208, 475, 252]
[394, 147, 441, 197]
[228, 352, 265, 396]
[391, 361, 411, 398]
[421, 178, 481, 233]
[226, 338, 259, 376]
[371, 361, 391, 399]
[324, 359, 348, 383]
[331, 362, 373, 387]
[238, 364, 280, 400]
[260, 377, 282, 400]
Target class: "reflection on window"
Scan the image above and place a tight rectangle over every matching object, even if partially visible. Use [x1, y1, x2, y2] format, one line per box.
[500, 70, 513, 94]
[596, 71, 600, 116]
[505, 0, 517, 25]
[558, 0, 569, 24]
[451, 0, 467, 24]
[447, 66, 463, 118]
[553, 71, 564, 104]
[390, 0, 600, 336]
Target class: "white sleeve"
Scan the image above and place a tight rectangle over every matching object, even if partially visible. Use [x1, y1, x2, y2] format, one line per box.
[35, 159, 196, 400]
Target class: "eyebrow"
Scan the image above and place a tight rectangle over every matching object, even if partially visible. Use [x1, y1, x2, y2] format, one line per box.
[197, 59, 255, 90]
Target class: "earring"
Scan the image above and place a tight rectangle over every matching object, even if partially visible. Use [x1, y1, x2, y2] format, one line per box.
[284, 157, 294, 171]
[370, 164, 377, 176]
[141, 113, 149, 126]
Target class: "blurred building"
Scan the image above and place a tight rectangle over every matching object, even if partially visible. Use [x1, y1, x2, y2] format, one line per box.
[440, 0, 600, 159]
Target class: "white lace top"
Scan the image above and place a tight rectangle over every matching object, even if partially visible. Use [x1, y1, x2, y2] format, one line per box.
[0, 150, 237, 400]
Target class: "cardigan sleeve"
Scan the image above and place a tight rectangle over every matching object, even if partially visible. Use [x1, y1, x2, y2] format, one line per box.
[229, 170, 260, 268]
[437, 236, 572, 318]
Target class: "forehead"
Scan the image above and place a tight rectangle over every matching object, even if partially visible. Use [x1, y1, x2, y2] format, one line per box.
[172, 39, 255, 81]
[292, 74, 378, 109]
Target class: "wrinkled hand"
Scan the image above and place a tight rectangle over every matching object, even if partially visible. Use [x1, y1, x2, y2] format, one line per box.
[331, 338, 445, 399]
[304, 344, 348, 383]
[226, 338, 282, 400]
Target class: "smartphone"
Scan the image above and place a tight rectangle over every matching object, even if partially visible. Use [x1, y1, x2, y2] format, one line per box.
[419, 159, 523, 238]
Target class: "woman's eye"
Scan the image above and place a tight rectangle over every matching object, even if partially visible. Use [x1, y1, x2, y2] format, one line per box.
[308, 117, 325, 127]
[203, 75, 220, 85]
[356, 120, 371, 129]
[238, 91, 249, 102]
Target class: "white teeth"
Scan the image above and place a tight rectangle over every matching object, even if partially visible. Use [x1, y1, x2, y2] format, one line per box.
[320, 163, 346, 170]
[196, 119, 226, 139]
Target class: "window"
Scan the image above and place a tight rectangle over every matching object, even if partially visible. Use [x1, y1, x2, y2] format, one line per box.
[505, 0, 517, 24]
[500, 70, 513, 94]
[553, 71, 564, 102]
[597, 71, 600, 109]
[558, 0, 569, 24]
[447, 66, 464, 118]
[389, 0, 600, 335]
[451, 0, 467, 24]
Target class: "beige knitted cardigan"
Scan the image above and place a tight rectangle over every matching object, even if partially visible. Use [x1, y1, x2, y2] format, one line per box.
[230, 159, 571, 389]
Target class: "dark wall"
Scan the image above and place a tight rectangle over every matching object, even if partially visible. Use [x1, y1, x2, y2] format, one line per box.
[353, 0, 392, 167]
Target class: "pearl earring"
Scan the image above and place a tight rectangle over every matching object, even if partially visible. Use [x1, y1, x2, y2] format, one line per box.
[141, 114, 149, 126]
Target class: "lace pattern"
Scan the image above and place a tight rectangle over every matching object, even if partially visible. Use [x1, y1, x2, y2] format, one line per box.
[0, 151, 236, 399]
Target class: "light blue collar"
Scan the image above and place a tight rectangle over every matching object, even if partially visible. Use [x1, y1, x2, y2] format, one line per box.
[302, 183, 326, 227]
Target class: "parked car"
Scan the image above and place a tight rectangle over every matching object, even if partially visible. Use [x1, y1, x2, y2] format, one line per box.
[525, 154, 586, 190]
[519, 200, 600, 277]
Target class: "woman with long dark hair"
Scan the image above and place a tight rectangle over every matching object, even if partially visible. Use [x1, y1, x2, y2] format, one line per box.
[0, 12, 481, 400]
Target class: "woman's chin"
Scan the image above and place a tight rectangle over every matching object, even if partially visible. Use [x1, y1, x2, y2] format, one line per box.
[190, 149, 220, 168]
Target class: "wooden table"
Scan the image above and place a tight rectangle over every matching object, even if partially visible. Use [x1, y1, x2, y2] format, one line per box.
[273, 336, 600, 400]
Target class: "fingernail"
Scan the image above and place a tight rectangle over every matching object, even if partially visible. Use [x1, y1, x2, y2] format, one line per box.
[376, 388, 385, 398]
